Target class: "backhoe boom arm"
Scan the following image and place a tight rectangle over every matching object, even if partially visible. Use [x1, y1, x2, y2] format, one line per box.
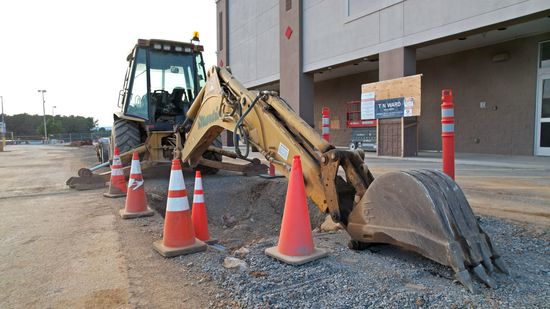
[177, 67, 508, 292]
[179, 67, 373, 223]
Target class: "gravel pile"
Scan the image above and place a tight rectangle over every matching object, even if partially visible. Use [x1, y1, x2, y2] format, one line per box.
[142, 170, 548, 308]
[162, 216, 549, 308]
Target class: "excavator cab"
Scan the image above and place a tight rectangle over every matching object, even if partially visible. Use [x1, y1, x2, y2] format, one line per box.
[118, 38, 206, 130]
[96, 37, 221, 164]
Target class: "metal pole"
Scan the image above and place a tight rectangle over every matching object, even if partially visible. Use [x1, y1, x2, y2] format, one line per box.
[38, 90, 47, 143]
[1, 96, 5, 150]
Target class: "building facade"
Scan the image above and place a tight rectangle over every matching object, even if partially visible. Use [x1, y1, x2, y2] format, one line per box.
[216, 0, 550, 156]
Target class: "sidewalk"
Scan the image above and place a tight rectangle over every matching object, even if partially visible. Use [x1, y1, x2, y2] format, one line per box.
[363, 151, 550, 170]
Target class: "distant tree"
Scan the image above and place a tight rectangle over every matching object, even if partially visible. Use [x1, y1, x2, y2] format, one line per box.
[5, 113, 97, 136]
[37, 118, 63, 135]
[5, 113, 42, 135]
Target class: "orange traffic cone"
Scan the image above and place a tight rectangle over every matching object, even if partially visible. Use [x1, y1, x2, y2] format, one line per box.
[265, 155, 328, 265]
[104, 147, 126, 198]
[191, 170, 217, 244]
[153, 159, 207, 257]
[119, 152, 154, 219]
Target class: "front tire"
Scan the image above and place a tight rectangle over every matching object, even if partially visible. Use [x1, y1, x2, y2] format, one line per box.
[112, 118, 141, 158]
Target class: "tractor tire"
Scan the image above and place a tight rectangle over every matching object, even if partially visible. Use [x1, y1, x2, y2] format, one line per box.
[112, 118, 141, 157]
[198, 136, 223, 175]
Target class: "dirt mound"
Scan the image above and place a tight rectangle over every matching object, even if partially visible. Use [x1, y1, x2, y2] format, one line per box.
[145, 170, 326, 249]
[67, 140, 93, 147]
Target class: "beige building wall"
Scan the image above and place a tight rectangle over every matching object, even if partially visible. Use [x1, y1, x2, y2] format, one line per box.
[227, 0, 279, 87]
[302, 0, 549, 73]
[418, 33, 550, 155]
[312, 33, 550, 155]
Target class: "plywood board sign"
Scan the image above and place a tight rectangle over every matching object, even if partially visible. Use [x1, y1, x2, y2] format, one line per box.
[360, 74, 422, 119]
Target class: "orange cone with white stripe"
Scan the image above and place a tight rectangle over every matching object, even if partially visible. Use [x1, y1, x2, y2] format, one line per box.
[153, 159, 206, 258]
[265, 155, 329, 265]
[119, 152, 154, 219]
[191, 171, 216, 244]
[103, 147, 127, 198]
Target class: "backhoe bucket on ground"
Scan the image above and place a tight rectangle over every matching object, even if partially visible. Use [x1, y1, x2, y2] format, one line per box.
[66, 167, 110, 190]
[346, 169, 508, 293]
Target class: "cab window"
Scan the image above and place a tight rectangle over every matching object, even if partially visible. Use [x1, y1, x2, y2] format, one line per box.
[126, 48, 149, 119]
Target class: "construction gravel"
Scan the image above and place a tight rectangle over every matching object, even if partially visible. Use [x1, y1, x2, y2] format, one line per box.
[144, 172, 549, 308]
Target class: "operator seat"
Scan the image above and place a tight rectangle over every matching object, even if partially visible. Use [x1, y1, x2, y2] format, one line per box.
[170, 87, 187, 125]
[149, 87, 187, 131]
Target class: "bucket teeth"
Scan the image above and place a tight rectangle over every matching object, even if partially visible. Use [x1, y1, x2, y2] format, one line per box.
[472, 264, 498, 288]
[492, 257, 510, 275]
[346, 169, 509, 293]
[482, 256, 495, 274]
[455, 269, 478, 294]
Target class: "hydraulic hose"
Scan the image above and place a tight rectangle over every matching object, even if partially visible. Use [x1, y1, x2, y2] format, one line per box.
[233, 92, 268, 158]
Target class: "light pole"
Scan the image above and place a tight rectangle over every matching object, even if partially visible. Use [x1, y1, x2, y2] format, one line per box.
[38, 90, 47, 143]
[1, 96, 5, 150]
[52, 106, 56, 117]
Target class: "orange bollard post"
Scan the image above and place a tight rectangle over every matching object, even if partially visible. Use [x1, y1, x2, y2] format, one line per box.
[260, 163, 284, 179]
[441, 90, 455, 180]
[322, 107, 330, 141]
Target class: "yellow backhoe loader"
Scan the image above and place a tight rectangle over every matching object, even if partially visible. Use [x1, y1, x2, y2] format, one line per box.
[66, 37, 266, 188]
[68, 38, 508, 292]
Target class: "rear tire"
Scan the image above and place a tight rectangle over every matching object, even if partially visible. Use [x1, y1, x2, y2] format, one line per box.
[198, 136, 223, 175]
[112, 118, 141, 157]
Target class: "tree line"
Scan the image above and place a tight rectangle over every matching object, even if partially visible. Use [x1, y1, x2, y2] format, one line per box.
[4, 113, 99, 136]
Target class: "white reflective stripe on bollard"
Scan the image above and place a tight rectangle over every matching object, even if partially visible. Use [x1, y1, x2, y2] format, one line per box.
[441, 108, 454, 117]
[442, 123, 454, 133]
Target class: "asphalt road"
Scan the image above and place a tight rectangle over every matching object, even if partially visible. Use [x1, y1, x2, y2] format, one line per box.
[0, 145, 219, 308]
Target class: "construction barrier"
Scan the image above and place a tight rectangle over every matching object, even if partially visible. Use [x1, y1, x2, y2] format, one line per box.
[119, 152, 154, 219]
[103, 147, 126, 198]
[191, 170, 216, 244]
[153, 159, 206, 258]
[265, 155, 328, 265]
[322, 107, 330, 142]
[259, 162, 284, 179]
[441, 90, 455, 180]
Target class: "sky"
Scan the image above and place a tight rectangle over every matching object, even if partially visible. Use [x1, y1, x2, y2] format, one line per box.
[0, 0, 216, 127]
